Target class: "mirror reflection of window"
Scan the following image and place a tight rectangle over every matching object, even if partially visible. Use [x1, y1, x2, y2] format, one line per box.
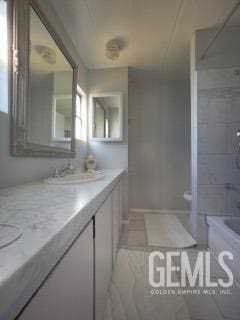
[53, 95, 72, 141]
[0, 0, 8, 113]
[75, 93, 82, 140]
[76, 86, 87, 142]
[27, 5, 74, 149]
[94, 100, 106, 138]
[105, 118, 109, 138]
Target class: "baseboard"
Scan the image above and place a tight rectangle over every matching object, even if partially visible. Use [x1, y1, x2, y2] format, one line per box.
[130, 208, 190, 215]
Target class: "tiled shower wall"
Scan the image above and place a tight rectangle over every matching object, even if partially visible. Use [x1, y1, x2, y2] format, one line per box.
[197, 67, 240, 244]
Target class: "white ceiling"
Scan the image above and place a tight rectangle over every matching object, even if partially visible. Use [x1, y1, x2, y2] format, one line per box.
[30, 6, 72, 80]
[96, 96, 120, 109]
[49, 0, 240, 79]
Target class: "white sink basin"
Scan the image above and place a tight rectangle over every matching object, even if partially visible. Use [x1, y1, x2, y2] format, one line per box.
[44, 171, 105, 185]
[0, 224, 23, 249]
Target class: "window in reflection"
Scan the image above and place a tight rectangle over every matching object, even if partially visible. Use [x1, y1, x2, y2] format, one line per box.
[52, 95, 72, 141]
[0, 0, 8, 113]
[75, 86, 87, 142]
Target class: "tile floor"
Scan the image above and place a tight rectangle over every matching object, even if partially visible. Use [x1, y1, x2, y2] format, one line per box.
[106, 212, 240, 320]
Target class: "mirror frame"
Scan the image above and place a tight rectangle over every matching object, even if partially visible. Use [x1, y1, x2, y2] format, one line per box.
[89, 92, 123, 142]
[9, 0, 78, 157]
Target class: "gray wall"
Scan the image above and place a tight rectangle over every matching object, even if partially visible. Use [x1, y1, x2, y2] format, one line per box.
[28, 74, 54, 146]
[190, 35, 198, 239]
[129, 69, 191, 211]
[0, 0, 88, 188]
[191, 26, 240, 246]
[87, 67, 129, 218]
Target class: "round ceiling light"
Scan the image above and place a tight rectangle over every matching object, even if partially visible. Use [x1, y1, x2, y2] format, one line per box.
[37, 46, 57, 65]
[106, 40, 120, 60]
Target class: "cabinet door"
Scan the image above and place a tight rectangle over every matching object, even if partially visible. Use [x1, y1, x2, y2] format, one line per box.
[18, 221, 94, 320]
[119, 178, 123, 232]
[95, 196, 112, 320]
[112, 182, 121, 262]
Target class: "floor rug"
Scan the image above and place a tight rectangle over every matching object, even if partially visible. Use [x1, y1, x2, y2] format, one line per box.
[144, 214, 197, 248]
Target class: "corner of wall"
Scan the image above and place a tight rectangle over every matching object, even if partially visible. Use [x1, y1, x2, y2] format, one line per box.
[190, 33, 198, 240]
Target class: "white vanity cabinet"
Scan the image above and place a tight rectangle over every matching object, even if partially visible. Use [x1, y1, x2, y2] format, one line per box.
[16, 177, 123, 320]
[95, 195, 113, 320]
[95, 179, 122, 320]
[112, 181, 122, 263]
[17, 221, 94, 320]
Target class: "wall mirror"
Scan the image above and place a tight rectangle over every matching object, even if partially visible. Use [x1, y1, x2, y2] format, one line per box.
[10, 0, 77, 157]
[90, 93, 123, 142]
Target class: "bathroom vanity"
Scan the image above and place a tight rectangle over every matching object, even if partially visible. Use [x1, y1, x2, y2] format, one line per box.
[0, 169, 124, 320]
[3, 1, 126, 319]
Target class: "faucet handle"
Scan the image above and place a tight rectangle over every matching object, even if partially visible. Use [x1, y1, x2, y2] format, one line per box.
[63, 160, 75, 174]
[52, 168, 60, 178]
[225, 182, 234, 190]
[67, 160, 75, 170]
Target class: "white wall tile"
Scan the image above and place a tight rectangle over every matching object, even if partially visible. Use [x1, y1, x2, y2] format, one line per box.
[227, 96, 240, 122]
[198, 124, 226, 154]
[224, 68, 240, 88]
[198, 96, 231, 124]
[226, 154, 240, 184]
[198, 155, 228, 185]
[198, 155, 240, 185]
[195, 33, 240, 246]
[198, 69, 226, 89]
[198, 185, 226, 215]
[226, 122, 240, 154]
[197, 97, 209, 123]
[208, 97, 230, 123]
[226, 188, 240, 216]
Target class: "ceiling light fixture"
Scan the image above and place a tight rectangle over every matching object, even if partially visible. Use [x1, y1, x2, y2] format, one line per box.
[37, 45, 57, 65]
[105, 40, 120, 60]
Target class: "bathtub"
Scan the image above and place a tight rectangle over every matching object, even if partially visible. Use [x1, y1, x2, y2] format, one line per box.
[207, 216, 240, 286]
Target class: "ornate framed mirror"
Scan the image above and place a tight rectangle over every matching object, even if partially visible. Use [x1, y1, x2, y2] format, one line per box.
[9, 0, 78, 157]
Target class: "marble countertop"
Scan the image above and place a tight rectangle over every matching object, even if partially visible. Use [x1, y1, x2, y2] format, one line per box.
[0, 169, 124, 320]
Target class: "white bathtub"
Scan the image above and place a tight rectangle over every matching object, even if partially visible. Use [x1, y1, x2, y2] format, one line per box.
[207, 216, 240, 286]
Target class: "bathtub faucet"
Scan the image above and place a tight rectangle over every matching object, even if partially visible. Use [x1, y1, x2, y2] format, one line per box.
[225, 183, 237, 191]
[225, 183, 240, 193]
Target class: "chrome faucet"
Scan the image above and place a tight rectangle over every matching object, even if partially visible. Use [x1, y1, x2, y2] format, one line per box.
[225, 182, 240, 193]
[52, 168, 61, 178]
[52, 161, 75, 178]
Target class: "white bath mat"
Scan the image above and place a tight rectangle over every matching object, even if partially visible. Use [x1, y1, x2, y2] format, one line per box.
[144, 214, 197, 248]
